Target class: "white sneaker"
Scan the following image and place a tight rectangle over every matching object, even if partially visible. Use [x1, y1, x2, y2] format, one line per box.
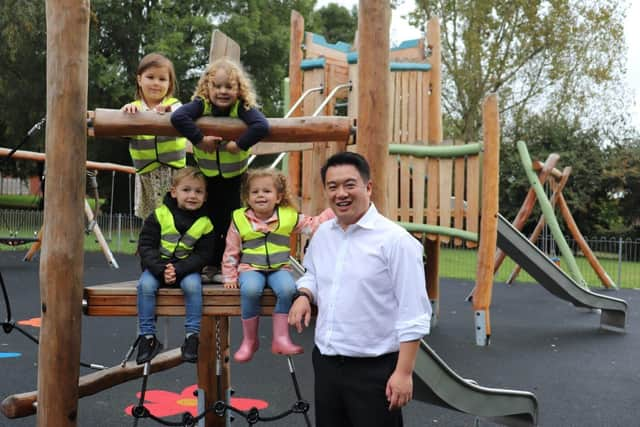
[213, 273, 224, 284]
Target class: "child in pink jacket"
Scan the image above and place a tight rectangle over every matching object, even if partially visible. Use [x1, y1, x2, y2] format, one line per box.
[222, 167, 334, 362]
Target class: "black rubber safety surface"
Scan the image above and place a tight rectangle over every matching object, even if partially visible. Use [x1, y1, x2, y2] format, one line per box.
[1, 251, 639, 426]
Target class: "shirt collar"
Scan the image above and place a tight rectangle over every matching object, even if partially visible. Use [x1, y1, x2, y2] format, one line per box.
[244, 207, 279, 223]
[330, 203, 378, 230]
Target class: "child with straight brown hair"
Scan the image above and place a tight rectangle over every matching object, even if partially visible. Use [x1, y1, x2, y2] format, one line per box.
[122, 52, 187, 219]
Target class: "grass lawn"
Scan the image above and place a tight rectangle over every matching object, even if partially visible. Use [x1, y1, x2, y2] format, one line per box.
[0, 194, 42, 209]
[440, 247, 640, 289]
[2, 230, 639, 289]
[0, 195, 104, 210]
[0, 229, 139, 255]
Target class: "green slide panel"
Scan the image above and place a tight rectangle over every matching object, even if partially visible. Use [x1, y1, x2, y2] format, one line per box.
[414, 340, 538, 427]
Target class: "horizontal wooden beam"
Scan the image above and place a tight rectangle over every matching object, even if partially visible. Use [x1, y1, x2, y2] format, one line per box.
[0, 147, 135, 174]
[84, 282, 277, 317]
[89, 109, 355, 142]
[250, 141, 314, 155]
[1, 348, 183, 419]
[532, 160, 563, 180]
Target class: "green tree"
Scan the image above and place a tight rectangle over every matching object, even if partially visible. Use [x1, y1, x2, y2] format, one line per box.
[409, 0, 629, 142]
[87, 0, 221, 210]
[500, 112, 617, 236]
[604, 138, 640, 235]
[309, 3, 357, 44]
[0, 0, 46, 177]
[212, 0, 317, 116]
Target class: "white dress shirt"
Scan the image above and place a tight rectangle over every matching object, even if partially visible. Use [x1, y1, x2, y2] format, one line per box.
[297, 204, 432, 357]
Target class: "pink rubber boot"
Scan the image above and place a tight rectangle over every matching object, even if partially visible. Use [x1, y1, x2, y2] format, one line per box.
[271, 313, 304, 355]
[234, 316, 260, 363]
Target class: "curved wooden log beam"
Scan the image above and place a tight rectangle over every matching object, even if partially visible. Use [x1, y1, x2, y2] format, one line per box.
[494, 153, 560, 274]
[506, 167, 571, 284]
[0, 147, 135, 175]
[89, 109, 355, 142]
[1, 348, 183, 419]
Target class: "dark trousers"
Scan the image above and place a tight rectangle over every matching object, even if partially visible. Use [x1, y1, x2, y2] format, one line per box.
[205, 174, 242, 267]
[312, 346, 403, 427]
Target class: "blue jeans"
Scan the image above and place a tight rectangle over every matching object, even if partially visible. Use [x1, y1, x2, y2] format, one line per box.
[137, 270, 202, 336]
[239, 269, 297, 319]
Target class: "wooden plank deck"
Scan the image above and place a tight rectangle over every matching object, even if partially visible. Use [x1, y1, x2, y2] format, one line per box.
[83, 281, 277, 317]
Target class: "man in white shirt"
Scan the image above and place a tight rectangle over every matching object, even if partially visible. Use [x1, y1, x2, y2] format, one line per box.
[288, 151, 432, 427]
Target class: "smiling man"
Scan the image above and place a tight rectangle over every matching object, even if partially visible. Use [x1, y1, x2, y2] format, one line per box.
[288, 151, 432, 427]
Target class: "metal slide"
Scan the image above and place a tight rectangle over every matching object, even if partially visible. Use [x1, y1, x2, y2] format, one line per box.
[413, 340, 538, 427]
[497, 214, 627, 330]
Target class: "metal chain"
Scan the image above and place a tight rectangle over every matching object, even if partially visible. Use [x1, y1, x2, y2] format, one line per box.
[130, 317, 310, 426]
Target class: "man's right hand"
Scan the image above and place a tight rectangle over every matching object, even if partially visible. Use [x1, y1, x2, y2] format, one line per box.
[288, 292, 312, 333]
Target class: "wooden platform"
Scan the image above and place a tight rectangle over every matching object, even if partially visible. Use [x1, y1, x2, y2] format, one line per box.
[83, 281, 277, 317]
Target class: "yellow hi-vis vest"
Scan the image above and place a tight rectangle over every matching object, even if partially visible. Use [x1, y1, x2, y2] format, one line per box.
[128, 98, 187, 174]
[156, 204, 214, 260]
[193, 99, 251, 178]
[232, 206, 298, 269]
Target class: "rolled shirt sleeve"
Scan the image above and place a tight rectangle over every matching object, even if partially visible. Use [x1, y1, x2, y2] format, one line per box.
[389, 232, 432, 341]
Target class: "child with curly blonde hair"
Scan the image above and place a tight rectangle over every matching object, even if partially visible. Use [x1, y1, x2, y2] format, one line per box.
[171, 58, 270, 281]
[221, 168, 334, 362]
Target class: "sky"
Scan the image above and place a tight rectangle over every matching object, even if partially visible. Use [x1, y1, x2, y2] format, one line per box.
[315, 0, 640, 130]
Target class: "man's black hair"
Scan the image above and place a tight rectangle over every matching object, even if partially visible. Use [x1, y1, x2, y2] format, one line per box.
[320, 151, 371, 184]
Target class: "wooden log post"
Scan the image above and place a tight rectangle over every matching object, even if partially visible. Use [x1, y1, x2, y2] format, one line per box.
[425, 17, 442, 316]
[288, 10, 305, 257]
[37, 1, 90, 426]
[557, 192, 617, 289]
[473, 93, 500, 346]
[357, 0, 390, 214]
[198, 30, 239, 427]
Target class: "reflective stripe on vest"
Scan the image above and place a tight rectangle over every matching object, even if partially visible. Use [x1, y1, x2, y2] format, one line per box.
[155, 204, 214, 259]
[232, 206, 298, 269]
[193, 99, 250, 178]
[128, 98, 187, 174]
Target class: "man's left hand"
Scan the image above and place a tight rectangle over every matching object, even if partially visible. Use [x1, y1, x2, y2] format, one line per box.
[385, 370, 413, 410]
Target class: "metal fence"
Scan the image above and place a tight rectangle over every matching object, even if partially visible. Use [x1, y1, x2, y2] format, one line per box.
[0, 208, 143, 253]
[2, 208, 640, 287]
[439, 234, 640, 288]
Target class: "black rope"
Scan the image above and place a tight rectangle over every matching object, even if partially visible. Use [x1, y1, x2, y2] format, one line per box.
[129, 319, 311, 426]
[0, 237, 39, 247]
[0, 117, 46, 231]
[211, 399, 310, 425]
[0, 271, 105, 370]
[130, 398, 310, 427]
[2, 117, 46, 164]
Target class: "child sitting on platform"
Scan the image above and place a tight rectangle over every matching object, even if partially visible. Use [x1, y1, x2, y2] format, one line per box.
[136, 167, 215, 364]
[222, 168, 334, 362]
